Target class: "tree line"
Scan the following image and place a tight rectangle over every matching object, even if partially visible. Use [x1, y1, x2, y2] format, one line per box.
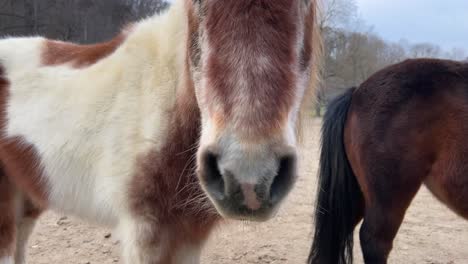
[0, 0, 169, 43]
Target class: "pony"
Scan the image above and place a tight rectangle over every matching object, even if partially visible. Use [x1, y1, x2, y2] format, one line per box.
[0, 0, 321, 263]
[309, 58, 468, 264]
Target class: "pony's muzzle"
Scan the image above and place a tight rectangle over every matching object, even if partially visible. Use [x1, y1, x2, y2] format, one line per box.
[199, 148, 297, 221]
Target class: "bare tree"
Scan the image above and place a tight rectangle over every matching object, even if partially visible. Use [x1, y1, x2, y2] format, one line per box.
[318, 0, 357, 31]
[445, 47, 467, 61]
[409, 43, 442, 58]
[314, 0, 359, 115]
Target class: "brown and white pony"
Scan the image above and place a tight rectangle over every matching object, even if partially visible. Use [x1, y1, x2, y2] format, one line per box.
[0, 0, 321, 263]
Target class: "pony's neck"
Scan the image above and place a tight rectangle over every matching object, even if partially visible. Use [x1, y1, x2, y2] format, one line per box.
[123, 0, 199, 146]
[121, 0, 189, 90]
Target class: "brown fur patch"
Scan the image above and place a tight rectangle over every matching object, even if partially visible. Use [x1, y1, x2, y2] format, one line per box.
[0, 138, 50, 208]
[0, 165, 15, 257]
[22, 198, 43, 219]
[204, 0, 300, 137]
[42, 32, 127, 68]
[0, 66, 49, 208]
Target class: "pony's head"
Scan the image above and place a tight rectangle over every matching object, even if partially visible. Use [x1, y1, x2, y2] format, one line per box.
[186, 0, 319, 221]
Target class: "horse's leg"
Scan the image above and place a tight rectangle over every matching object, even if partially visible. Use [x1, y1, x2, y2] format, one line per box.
[0, 172, 16, 264]
[13, 217, 35, 264]
[358, 171, 422, 264]
[14, 198, 41, 264]
[119, 217, 162, 264]
[118, 217, 203, 264]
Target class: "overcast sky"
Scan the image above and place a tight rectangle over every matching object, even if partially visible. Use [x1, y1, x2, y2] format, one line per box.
[355, 0, 468, 50]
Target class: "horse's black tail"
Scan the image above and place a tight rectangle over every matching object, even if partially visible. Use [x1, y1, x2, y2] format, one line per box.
[308, 87, 363, 264]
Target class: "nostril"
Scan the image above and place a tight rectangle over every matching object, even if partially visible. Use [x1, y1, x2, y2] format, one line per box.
[270, 154, 297, 203]
[202, 151, 225, 199]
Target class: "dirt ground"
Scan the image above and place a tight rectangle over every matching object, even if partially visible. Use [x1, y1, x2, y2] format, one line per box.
[27, 119, 468, 264]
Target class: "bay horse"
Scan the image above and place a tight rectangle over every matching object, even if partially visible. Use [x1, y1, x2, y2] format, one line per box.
[0, 0, 321, 263]
[309, 58, 468, 264]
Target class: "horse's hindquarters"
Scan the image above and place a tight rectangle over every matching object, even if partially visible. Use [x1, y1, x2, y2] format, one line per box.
[340, 59, 468, 263]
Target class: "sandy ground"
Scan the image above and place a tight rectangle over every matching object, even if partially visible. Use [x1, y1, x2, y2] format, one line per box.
[27, 119, 468, 264]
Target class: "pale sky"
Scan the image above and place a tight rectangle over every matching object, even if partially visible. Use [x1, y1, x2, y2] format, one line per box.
[355, 0, 468, 51]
